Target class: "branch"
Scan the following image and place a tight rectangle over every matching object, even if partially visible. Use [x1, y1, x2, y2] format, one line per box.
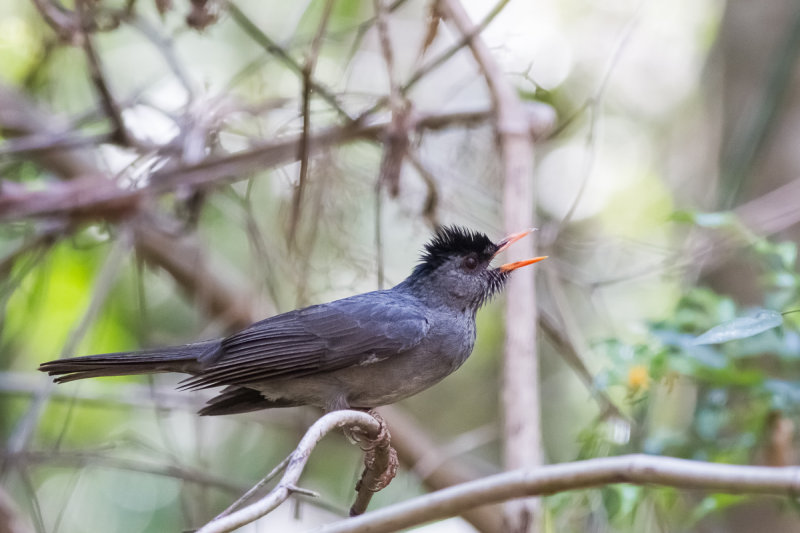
[196, 410, 394, 533]
[289, 0, 336, 243]
[76, 0, 131, 145]
[314, 454, 800, 533]
[437, 1, 542, 530]
[225, 2, 351, 121]
[0, 106, 555, 222]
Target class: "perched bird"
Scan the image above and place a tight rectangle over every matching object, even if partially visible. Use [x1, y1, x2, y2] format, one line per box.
[39, 226, 545, 415]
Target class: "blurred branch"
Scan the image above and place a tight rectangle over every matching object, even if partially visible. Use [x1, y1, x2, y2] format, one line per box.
[29, 0, 81, 41]
[4, 449, 245, 494]
[195, 410, 393, 533]
[401, 0, 510, 95]
[437, 1, 542, 531]
[289, 0, 335, 244]
[538, 304, 627, 422]
[735, 177, 800, 236]
[314, 455, 800, 533]
[76, 0, 131, 145]
[0, 106, 554, 222]
[720, 6, 800, 208]
[225, 1, 351, 121]
[406, 150, 441, 228]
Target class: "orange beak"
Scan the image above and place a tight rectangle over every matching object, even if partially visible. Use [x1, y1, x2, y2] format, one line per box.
[499, 256, 548, 272]
[494, 228, 547, 272]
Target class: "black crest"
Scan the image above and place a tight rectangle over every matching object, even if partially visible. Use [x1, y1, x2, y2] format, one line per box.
[413, 226, 497, 277]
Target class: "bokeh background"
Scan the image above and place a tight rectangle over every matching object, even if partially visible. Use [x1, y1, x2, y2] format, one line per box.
[2, 0, 800, 531]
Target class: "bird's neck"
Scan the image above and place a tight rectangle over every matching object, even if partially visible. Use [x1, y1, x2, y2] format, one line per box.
[394, 276, 478, 315]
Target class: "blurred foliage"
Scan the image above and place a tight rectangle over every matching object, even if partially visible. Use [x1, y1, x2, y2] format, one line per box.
[565, 219, 800, 529]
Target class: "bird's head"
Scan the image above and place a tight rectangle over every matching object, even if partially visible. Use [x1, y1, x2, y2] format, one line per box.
[406, 225, 546, 310]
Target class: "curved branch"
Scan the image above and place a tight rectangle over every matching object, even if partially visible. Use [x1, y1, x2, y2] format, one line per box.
[196, 410, 387, 533]
[314, 454, 800, 533]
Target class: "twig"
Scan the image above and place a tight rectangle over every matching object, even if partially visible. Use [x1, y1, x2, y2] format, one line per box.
[437, 1, 541, 531]
[355, 0, 511, 122]
[537, 307, 626, 422]
[401, 0, 511, 95]
[76, 0, 131, 145]
[5, 449, 245, 494]
[224, 1, 351, 121]
[720, 6, 800, 208]
[314, 454, 800, 533]
[289, 0, 336, 245]
[195, 410, 391, 533]
[374, 0, 409, 198]
[406, 150, 441, 228]
[125, 14, 197, 101]
[212, 455, 292, 519]
[555, 2, 643, 231]
[29, 0, 81, 41]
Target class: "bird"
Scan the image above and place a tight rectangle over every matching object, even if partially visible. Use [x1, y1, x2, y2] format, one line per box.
[39, 226, 545, 415]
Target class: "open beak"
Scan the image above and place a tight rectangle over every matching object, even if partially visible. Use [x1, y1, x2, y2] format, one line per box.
[494, 228, 547, 272]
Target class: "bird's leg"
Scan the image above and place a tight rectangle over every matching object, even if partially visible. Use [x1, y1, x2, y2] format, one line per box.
[349, 409, 399, 516]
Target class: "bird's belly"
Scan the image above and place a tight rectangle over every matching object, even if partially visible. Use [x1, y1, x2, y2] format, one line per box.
[251, 342, 472, 410]
[332, 346, 470, 408]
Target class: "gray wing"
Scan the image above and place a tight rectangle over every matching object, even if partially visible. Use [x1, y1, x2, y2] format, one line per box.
[179, 291, 429, 390]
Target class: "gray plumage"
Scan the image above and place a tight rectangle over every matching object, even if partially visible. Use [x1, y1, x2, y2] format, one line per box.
[39, 226, 543, 415]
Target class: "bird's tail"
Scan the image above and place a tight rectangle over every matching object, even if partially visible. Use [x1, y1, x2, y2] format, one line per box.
[38, 340, 220, 383]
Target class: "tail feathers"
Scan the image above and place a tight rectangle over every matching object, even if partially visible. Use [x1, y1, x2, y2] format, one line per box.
[39, 340, 219, 383]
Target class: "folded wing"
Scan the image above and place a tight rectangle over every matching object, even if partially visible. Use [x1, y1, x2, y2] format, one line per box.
[179, 292, 429, 390]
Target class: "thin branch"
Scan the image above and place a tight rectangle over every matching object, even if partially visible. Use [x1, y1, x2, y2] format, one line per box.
[5, 449, 245, 494]
[225, 1, 352, 121]
[76, 0, 131, 145]
[314, 454, 800, 533]
[554, 2, 643, 231]
[212, 455, 292, 520]
[289, 0, 336, 244]
[195, 410, 388, 533]
[354, 0, 511, 121]
[401, 0, 510, 95]
[406, 150, 441, 228]
[125, 14, 197, 101]
[374, 0, 409, 198]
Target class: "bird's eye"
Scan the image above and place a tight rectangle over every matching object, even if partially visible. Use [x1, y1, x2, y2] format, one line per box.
[463, 256, 478, 270]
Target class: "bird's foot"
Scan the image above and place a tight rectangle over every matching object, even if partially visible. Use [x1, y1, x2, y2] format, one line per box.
[349, 409, 398, 516]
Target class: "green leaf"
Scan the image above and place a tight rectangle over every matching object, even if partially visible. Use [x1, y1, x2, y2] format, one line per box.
[693, 310, 783, 345]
